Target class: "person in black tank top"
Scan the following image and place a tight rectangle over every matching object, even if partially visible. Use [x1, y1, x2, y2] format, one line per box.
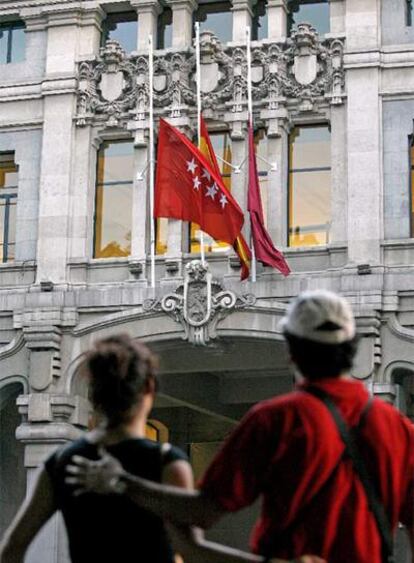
[0, 334, 193, 563]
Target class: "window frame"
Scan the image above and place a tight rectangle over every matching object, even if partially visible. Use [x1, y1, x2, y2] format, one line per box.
[0, 20, 25, 64]
[0, 153, 18, 263]
[287, 123, 332, 248]
[93, 139, 134, 259]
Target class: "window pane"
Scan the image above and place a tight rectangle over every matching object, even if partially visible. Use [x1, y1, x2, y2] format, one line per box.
[158, 8, 173, 49]
[156, 218, 168, 255]
[103, 13, 137, 53]
[94, 141, 134, 258]
[190, 131, 232, 253]
[411, 144, 414, 236]
[253, 0, 268, 40]
[7, 199, 16, 247]
[290, 1, 330, 35]
[288, 126, 331, 247]
[0, 27, 9, 65]
[196, 2, 233, 43]
[10, 26, 25, 63]
[0, 156, 18, 189]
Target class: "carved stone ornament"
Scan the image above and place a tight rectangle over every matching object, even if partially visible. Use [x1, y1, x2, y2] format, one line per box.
[76, 26, 345, 127]
[143, 260, 256, 346]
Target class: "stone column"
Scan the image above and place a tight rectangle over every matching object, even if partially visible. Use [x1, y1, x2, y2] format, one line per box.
[165, 0, 197, 48]
[131, 0, 161, 51]
[345, 0, 382, 264]
[267, 0, 288, 41]
[330, 0, 345, 35]
[35, 8, 82, 286]
[232, 0, 254, 42]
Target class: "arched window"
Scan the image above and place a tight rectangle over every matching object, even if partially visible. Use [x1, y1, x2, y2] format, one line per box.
[252, 0, 268, 41]
[288, 125, 331, 247]
[157, 8, 173, 49]
[0, 383, 25, 537]
[102, 11, 138, 52]
[288, 0, 330, 36]
[94, 140, 134, 258]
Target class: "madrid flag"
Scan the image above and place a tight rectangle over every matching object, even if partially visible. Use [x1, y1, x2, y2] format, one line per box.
[247, 122, 290, 276]
[155, 119, 244, 246]
[199, 116, 251, 280]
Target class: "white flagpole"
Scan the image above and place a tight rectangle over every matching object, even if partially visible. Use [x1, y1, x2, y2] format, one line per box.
[246, 26, 257, 283]
[195, 21, 206, 266]
[149, 34, 156, 288]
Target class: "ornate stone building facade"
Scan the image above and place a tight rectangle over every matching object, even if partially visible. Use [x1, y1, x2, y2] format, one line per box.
[1, 0, 414, 560]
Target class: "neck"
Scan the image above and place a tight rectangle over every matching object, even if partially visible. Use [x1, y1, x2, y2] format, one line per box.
[89, 409, 149, 445]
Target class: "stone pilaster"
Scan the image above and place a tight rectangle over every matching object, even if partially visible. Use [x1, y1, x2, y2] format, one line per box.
[267, 0, 288, 41]
[330, 104, 347, 245]
[165, 0, 197, 48]
[345, 0, 380, 51]
[231, 0, 255, 42]
[329, 0, 345, 35]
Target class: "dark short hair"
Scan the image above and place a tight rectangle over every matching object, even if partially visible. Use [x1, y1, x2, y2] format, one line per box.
[80, 333, 158, 427]
[284, 331, 359, 380]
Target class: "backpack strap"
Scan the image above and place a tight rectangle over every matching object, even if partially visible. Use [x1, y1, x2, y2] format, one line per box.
[305, 387, 394, 563]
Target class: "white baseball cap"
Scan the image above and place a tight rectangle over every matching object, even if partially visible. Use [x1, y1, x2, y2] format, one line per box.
[279, 290, 356, 344]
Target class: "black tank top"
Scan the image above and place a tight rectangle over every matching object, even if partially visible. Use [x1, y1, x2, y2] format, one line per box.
[45, 437, 188, 563]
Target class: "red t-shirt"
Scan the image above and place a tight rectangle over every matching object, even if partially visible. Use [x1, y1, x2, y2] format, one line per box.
[199, 378, 414, 563]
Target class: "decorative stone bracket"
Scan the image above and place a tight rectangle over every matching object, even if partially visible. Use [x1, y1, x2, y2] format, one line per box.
[143, 260, 256, 346]
[75, 24, 345, 128]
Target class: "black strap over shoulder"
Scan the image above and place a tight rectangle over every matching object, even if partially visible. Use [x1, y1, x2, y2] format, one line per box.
[304, 387, 395, 563]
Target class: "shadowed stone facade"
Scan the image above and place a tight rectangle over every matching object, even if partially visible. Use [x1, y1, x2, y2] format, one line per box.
[1, 0, 414, 561]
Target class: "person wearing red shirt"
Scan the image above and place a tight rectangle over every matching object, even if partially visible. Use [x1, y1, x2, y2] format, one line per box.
[63, 290, 414, 563]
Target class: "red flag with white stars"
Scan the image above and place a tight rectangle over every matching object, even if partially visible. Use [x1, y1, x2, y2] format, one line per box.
[154, 119, 244, 246]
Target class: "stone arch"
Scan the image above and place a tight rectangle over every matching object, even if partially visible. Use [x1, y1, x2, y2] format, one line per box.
[384, 360, 414, 417]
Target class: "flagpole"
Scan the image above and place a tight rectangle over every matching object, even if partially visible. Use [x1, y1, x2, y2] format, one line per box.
[149, 34, 156, 288]
[246, 26, 257, 283]
[195, 21, 206, 266]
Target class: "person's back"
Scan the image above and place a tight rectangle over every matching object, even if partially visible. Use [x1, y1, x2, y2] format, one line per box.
[200, 290, 414, 562]
[46, 437, 186, 563]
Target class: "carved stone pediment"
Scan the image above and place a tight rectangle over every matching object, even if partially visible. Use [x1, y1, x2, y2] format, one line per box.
[143, 260, 255, 346]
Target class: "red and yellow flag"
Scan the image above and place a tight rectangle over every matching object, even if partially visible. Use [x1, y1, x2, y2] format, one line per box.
[199, 116, 251, 280]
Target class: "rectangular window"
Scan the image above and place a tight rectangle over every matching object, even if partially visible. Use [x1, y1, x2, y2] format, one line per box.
[94, 140, 134, 258]
[252, 0, 268, 41]
[157, 8, 173, 49]
[288, 0, 330, 35]
[190, 131, 232, 253]
[195, 2, 233, 43]
[102, 12, 138, 53]
[0, 21, 25, 64]
[288, 125, 331, 247]
[0, 153, 18, 262]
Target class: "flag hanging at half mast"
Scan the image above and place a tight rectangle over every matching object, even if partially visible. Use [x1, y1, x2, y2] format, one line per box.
[199, 116, 251, 281]
[154, 119, 244, 246]
[247, 122, 290, 276]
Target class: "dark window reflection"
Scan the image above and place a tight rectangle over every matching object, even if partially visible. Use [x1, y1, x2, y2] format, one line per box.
[0, 21, 25, 64]
[102, 12, 138, 52]
[252, 0, 268, 41]
[288, 0, 330, 35]
[195, 2, 233, 43]
[158, 8, 173, 49]
[407, 0, 413, 26]
[94, 141, 134, 259]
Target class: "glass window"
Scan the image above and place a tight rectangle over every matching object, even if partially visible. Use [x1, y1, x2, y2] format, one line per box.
[157, 8, 173, 49]
[102, 12, 138, 53]
[288, 125, 331, 247]
[0, 21, 25, 64]
[94, 140, 134, 258]
[190, 131, 232, 253]
[0, 153, 18, 262]
[252, 0, 268, 41]
[195, 2, 233, 43]
[407, 0, 413, 26]
[410, 140, 414, 235]
[288, 0, 330, 36]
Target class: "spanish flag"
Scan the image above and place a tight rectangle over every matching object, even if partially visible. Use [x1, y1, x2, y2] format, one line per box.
[199, 116, 251, 280]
